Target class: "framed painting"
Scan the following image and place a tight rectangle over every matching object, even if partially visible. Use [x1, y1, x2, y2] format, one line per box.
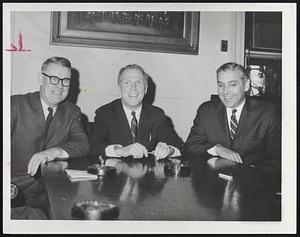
[245, 12, 282, 52]
[50, 11, 200, 55]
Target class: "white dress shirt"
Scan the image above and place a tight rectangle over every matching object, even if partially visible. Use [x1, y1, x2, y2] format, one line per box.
[122, 104, 142, 128]
[207, 99, 245, 156]
[225, 99, 245, 130]
[105, 102, 181, 157]
[40, 98, 57, 118]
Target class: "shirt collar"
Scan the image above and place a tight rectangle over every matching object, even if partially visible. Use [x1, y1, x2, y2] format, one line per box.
[225, 98, 245, 122]
[40, 97, 57, 117]
[226, 99, 245, 113]
[122, 102, 142, 121]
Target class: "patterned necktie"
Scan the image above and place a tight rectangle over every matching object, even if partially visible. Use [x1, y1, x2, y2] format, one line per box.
[131, 111, 138, 143]
[230, 109, 238, 139]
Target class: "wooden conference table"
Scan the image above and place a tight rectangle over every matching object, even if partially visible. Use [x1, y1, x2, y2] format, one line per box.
[42, 154, 281, 221]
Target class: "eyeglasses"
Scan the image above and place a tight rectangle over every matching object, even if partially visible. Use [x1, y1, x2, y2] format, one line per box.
[42, 73, 71, 87]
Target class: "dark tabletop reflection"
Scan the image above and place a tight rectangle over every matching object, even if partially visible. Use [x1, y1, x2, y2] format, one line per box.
[43, 154, 281, 220]
[99, 156, 172, 205]
[188, 155, 281, 220]
[42, 160, 69, 180]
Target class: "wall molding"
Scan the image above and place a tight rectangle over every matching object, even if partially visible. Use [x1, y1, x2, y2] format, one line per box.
[228, 12, 245, 65]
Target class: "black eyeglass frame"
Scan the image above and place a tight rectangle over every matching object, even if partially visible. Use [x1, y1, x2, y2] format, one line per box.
[42, 73, 71, 87]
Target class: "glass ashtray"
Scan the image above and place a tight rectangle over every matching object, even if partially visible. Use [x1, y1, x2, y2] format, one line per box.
[71, 200, 120, 220]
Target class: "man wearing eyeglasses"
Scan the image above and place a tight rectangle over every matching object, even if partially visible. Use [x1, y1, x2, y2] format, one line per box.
[11, 56, 89, 219]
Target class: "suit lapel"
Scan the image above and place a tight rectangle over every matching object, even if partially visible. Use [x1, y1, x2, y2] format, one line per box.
[137, 104, 152, 148]
[31, 92, 46, 121]
[45, 102, 65, 145]
[31, 92, 48, 150]
[115, 100, 133, 144]
[234, 98, 250, 139]
[216, 101, 232, 144]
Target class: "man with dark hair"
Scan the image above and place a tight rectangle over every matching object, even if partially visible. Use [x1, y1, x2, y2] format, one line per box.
[11, 56, 90, 219]
[89, 64, 183, 160]
[186, 62, 281, 170]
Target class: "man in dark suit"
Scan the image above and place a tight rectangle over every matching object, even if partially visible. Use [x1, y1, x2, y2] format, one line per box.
[11, 56, 89, 218]
[186, 62, 281, 170]
[89, 64, 183, 160]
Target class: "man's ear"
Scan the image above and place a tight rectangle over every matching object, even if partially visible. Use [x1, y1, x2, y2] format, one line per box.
[244, 78, 250, 92]
[38, 73, 43, 86]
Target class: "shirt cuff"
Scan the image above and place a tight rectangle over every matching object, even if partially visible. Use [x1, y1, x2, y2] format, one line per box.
[105, 144, 122, 157]
[168, 145, 181, 157]
[61, 149, 69, 158]
[207, 145, 218, 156]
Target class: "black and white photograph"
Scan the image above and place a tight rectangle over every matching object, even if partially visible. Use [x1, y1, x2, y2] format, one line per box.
[3, 2, 296, 234]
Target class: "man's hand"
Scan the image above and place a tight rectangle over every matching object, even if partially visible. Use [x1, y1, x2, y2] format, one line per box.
[215, 144, 243, 163]
[153, 142, 173, 160]
[153, 162, 166, 179]
[124, 163, 148, 179]
[27, 147, 67, 176]
[115, 143, 148, 159]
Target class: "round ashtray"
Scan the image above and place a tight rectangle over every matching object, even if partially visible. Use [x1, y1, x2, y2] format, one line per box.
[71, 200, 120, 220]
[164, 163, 191, 177]
[87, 164, 116, 177]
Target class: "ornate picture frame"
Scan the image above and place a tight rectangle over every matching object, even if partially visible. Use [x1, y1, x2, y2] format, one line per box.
[50, 11, 200, 55]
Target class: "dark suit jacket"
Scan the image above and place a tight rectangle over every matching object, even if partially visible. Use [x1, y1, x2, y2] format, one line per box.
[89, 99, 183, 156]
[185, 97, 281, 168]
[11, 91, 89, 192]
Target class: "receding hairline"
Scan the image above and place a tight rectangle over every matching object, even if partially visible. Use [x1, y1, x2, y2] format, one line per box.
[41, 56, 71, 72]
[216, 62, 248, 81]
[118, 64, 149, 85]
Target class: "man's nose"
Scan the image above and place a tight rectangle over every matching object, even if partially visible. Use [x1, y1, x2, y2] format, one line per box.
[224, 86, 230, 94]
[130, 83, 137, 90]
[56, 80, 64, 88]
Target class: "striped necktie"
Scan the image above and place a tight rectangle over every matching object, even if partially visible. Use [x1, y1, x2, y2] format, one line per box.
[230, 109, 238, 139]
[131, 111, 138, 143]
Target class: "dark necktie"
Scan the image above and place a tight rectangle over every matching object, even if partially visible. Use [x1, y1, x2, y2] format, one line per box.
[43, 107, 53, 148]
[36, 107, 53, 179]
[131, 111, 138, 143]
[230, 109, 238, 139]
[45, 107, 53, 134]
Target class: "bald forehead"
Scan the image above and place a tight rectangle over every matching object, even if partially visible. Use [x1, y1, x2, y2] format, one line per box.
[43, 63, 71, 78]
[122, 68, 142, 75]
[43, 62, 70, 71]
[120, 68, 146, 82]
